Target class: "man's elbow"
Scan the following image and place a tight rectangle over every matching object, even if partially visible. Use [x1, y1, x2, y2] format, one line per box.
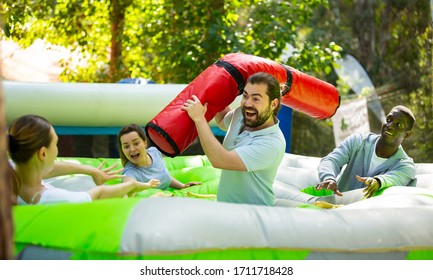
[210, 159, 225, 170]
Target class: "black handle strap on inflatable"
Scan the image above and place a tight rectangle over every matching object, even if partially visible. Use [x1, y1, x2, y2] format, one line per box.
[215, 60, 245, 93]
[282, 65, 292, 97]
[145, 122, 180, 157]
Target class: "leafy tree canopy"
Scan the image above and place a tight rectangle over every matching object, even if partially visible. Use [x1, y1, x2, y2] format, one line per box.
[1, 0, 341, 83]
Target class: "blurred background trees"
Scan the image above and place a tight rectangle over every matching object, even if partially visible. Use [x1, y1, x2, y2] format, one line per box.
[303, 0, 432, 162]
[1, 0, 432, 162]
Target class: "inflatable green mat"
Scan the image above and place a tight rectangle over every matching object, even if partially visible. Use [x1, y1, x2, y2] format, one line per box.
[13, 155, 433, 260]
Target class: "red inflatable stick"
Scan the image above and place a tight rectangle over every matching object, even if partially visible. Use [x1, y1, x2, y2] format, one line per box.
[146, 53, 339, 157]
[281, 66, 340, 119]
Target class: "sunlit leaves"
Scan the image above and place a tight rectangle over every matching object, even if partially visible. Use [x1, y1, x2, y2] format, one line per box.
[1, 0, 339, 84]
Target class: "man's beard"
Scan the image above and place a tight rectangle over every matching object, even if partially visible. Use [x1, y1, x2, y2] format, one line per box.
[242, 105, 274, 128]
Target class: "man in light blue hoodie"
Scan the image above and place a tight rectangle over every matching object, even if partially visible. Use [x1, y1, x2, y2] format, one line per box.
[275, 105, 416, 206]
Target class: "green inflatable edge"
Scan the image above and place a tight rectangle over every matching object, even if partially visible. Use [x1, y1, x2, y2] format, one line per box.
[14, 198, 141, 257]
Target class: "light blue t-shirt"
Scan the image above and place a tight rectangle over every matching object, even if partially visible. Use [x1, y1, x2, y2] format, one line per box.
[217, 107, 286, 206]
[122, 147, 171, 190]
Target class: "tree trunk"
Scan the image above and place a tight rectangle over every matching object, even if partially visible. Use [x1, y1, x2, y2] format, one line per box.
[109, 0, 127, 83]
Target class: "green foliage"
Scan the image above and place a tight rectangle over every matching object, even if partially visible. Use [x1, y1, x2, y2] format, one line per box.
[1, 0, 339, 83]
[286, 41, 342, 79]
[124, 0, 338, 83]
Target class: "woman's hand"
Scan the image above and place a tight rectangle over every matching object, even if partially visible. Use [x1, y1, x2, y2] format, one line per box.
[91, 160, 125, 185]
[183, 181, 201, 188]
[128, 179, 161, 197]
[147, 179, 161, 188]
